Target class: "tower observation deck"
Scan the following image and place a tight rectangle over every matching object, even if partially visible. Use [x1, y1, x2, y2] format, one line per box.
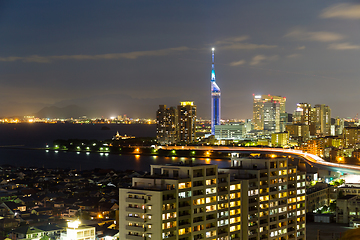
[211, 48, 221, 135]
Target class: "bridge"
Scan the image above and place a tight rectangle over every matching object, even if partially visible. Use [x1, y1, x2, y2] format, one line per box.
[157, 146, 360, 175]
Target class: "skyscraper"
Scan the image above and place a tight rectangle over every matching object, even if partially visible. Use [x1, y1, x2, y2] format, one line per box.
[156, 105, 178, 145]
[253, 95, 286, 132]
[210, 48, 221, 135]
[314, 104, 331, 136]
[156, 102, 197, 144]
[293, 103, 312, 125]
[178, 101, 197, 143]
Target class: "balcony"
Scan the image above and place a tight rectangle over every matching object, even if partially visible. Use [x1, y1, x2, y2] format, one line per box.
[126, 216, 145, 223]
[126, 207, 146, 213]
[126, 198, 145, 204]
[126, 225, 145, 232]
[163, 235, 176, 240]
[126, 234, 145, 240]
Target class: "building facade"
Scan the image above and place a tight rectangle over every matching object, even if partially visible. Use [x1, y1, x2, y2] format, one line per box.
[293, 103, 312, 126]
[314, 104, 331, 136]
[178, 102, 197, 143]
[286, 124, 310, 142]
[229, 154, 306, 240]
[343, 127, 360, 148]
[156, 102, 197, 145]
[271, 132, 289, 147]
[119, 155, 306, 240]
[156, 105, 178, 145]
[253, 95, 286, 132]
[214, 123, 246, 140]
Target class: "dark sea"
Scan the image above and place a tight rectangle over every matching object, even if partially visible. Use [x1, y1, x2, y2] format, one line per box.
[0, 123, 231, 171]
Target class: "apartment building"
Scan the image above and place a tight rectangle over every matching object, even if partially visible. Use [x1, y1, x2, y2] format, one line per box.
[228, 154, 306, 240]
[119, 154, 306, 240]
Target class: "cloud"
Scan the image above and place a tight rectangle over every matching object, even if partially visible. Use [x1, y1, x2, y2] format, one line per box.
[287, 54, 301, 58]
[328, 42, 360, 50]
[214, 35, 277, 50]
[0, 46, 190, 63]
[321, 3, 360, 19]
[285, 28, 345, 42]
[250, 55, 278, 66]
[214, 35, 249, 45]
[222, 43, 277, 50]
[296, 46, 306, 50]
[230, 60, 246, 66]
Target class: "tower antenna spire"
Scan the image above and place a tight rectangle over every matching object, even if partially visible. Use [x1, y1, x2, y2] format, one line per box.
[210, 48, 221, 135]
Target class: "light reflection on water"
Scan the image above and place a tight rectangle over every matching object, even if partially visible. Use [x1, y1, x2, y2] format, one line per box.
[0, 148, 231, 172]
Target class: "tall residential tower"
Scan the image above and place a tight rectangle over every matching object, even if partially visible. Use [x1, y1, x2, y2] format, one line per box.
[211, 48, 221, 135]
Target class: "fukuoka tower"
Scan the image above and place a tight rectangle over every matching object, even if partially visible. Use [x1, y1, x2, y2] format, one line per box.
[210, 48, 221, 135]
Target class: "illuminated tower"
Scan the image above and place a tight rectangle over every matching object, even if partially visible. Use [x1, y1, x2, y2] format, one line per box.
[211, 48, 221, 135]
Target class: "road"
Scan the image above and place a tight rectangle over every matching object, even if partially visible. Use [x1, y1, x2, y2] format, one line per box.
[157, 146, 360, 174]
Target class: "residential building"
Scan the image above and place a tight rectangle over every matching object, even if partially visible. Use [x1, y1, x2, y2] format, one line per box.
[343, 126, 360, 148]
[300, 139, 325, 157]
[336, 195, 360, 224]
[178, 101, 197, 143]
[228, 154, 306, 240]
[119, 155, 306, 240]
[306, 183, 334, 213]
[156, 102, 197, 145]
[156, 105, 178, 145]
[60, 221, 96, 240]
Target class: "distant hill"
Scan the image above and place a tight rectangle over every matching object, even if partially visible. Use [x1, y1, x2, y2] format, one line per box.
[34, 105, 88, 119]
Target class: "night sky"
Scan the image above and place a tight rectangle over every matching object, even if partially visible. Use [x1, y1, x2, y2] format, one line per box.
[1, 1, 360, 119]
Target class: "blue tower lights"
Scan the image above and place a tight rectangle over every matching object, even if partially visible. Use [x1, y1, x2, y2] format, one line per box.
[211, 48, 221, 135]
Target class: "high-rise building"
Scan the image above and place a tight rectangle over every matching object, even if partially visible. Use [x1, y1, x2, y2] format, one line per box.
[156, 105, 178, 145]
[263, 101, 280, 132]
[210, 48, 221, 135]
[119, 155, 306, 240]
[335, 117, 344, 136]
[156, 102, 197, 145]
[178, 101, 197, 143]
[314, 104, 331, 136]
[229, 154, 306, 240]
[253, 95, 286, 132]
[293, 103, 311, 125]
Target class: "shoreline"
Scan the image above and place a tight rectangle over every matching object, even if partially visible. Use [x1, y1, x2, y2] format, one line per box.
[0, 145, 231, 160]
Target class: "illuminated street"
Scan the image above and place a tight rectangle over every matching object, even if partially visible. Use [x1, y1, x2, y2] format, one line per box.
[158, 146, 360, 174]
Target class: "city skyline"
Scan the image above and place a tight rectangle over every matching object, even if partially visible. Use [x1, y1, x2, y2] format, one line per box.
[1, 1, 360, 119]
